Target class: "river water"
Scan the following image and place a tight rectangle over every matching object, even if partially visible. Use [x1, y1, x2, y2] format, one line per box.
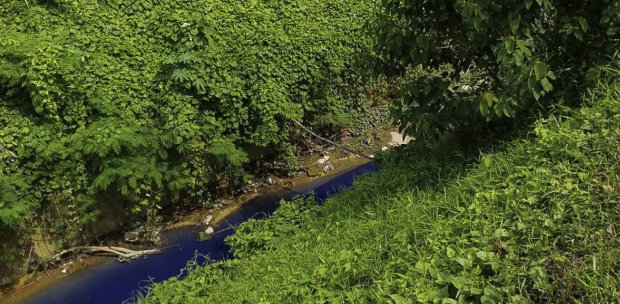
[19, 162, 376, 304]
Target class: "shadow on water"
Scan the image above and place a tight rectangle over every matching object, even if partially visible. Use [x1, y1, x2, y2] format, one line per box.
[21, 162, 377, 304]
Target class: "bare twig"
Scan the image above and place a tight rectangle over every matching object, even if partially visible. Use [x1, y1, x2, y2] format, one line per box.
[292, 120, 373, 160]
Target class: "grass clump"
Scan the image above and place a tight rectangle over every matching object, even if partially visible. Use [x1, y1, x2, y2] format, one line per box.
[141, 73, 620, 303]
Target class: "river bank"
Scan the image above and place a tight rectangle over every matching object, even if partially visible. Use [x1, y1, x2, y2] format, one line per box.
[0, 125, 407, 303]
[3, 162, 381, 304]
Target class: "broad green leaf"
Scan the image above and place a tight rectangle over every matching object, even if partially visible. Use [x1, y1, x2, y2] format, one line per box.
[533, 61, 547, 81]
[540, 77, 553, 92]
[574, 30, 584, 41]
[480, 99, 489, 116]
[579, 17, 589, 32]
[504, 39, 514, 53]
[416, 35, 429, 50]
[509, 19, 520, 34]
[532, 88, 541, 100]
[513, 50, 524, 65]
[483, 92, 496, 106]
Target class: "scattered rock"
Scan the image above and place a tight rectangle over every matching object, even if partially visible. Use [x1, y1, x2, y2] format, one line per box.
[390, 131, 413, 146]
[150, 228, 163, 245]
[603, 184, 615, 193]
[381, 146, 388, 151]
[202, 215, 213, 226]
[323, 163, 334, 173]
[197, 227, 215, 241]
[124, 231, 140, 243]
[318, 155, 330, 164]
[60, 261, 73, 274]
[306, 164, 323, 177]
[607, 224, 615, 234]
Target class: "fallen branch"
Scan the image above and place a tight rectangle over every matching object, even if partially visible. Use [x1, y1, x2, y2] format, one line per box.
[24, 245, 33, 272]
[292, 120, 373, 160]
[51, 246, 160, 263]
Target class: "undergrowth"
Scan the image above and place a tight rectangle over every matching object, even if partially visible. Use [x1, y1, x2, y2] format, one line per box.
[140, 72, 620, 303]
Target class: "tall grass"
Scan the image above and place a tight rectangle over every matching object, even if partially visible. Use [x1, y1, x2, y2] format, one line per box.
[140, 72, 620, 303]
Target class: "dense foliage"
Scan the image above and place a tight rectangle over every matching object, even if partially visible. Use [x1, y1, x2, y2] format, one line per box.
[375, 0, 620, 142]
[0, 0, 376, 250]
[141, 68, 619, 303]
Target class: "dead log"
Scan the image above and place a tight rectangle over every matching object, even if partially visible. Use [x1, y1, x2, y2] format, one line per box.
[51, 246, 160, 263]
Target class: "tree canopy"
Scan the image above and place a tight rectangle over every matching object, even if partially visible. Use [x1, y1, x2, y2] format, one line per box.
[376, 0, 619, 141]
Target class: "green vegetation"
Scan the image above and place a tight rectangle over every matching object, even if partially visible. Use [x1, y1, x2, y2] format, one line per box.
[375, 0, 619, 142]
[141, 69, 620, 302]
[2, 0, 619, 300]
[0, 0, 377, 257]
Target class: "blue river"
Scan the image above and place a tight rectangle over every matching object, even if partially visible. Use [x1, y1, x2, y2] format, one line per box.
[22, 162, 376, 304]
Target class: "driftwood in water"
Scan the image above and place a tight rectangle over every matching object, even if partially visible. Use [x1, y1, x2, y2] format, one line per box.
[51, 246, 160, 263]
[292, 120, 373, 160]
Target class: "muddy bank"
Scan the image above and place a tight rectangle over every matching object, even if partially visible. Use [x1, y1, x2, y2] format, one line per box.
[1, 126, 403, 303]
[2, 162, 380, 304]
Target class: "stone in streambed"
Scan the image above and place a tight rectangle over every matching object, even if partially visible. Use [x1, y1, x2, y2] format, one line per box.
[124, 231, 140, 243]
[197, 227, 214, 241]
[306, 164, 323, 177]
[390, 131, 413, 146]
[202, 215, 213, 226]
[318, 155, 330, 164]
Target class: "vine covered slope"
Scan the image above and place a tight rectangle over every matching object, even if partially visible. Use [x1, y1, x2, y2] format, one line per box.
[0, 0, 376, 260]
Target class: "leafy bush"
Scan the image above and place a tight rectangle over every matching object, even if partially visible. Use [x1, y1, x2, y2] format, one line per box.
[141, 68, 620, 303]
[0, 0, 377, 260]
[375, 0, 620, 142]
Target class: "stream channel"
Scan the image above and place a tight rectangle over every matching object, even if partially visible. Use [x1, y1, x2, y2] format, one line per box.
[19, 162, 377, 304]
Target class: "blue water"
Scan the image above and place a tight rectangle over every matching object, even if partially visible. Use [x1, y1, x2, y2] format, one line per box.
[21, 162, 376, 304]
